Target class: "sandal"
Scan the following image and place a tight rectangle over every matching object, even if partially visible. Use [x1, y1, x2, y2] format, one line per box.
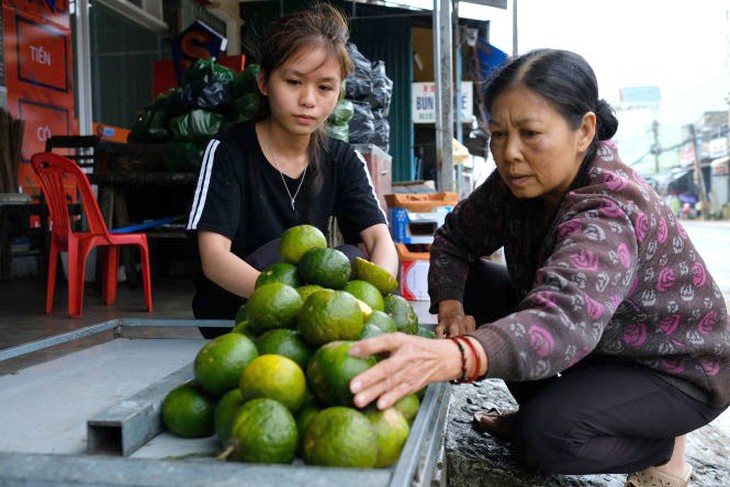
[624, 464, 693, 487]
[473, 408, 517, 439]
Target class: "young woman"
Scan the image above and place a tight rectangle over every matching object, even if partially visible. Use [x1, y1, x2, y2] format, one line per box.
[187, 4, 397, 338]
[349, 49, 729, 487]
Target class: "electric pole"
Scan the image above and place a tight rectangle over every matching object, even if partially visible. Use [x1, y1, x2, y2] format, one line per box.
[688, 124, 710, 218]
[651, 120, 660, 174]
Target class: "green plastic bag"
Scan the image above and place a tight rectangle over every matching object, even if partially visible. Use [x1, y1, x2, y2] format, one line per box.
[182, 59, 235, 109]
[327, 122, 349, 143]
[170, 109, 224, 143]
[328, 99, 354, 126]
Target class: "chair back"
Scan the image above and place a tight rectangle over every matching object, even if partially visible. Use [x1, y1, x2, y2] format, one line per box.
[45, 135, 100, 171]
[31, 152, 109, 240]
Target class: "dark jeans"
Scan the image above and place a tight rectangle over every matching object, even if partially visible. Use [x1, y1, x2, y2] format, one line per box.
[463, 259, 728, 475]
[193, 240, 365, 339]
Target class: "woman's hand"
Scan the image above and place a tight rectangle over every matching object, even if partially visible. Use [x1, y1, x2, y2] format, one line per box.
[348, 333, 462, 410]
[435, 299, 476, 338]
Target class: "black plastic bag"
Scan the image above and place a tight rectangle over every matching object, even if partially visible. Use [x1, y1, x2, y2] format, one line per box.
[371, 109, 390, 152]
[163, 141, 205, 172]
[169, 109, 224, 143]
[232, 63, 261, 98]
[181, 58, 234, 109]
[345, 43, 372, 101]
[128, 108, 170, 143]
[348, 100, 374, 144]
[369, 61, 393, 116]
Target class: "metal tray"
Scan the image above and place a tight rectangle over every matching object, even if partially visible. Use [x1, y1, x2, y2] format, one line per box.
[0, 318, 450, 486]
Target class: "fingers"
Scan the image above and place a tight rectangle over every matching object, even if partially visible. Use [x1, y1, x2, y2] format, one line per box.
[351, 358, 423, 410]
[349, 332, 406, 358]
[436, 314, 477, 338]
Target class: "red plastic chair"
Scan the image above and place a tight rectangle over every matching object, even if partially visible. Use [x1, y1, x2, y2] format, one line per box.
[31, 152, 153, 318]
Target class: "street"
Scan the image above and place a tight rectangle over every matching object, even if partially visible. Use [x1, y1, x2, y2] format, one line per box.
[682, 220, 730, 304]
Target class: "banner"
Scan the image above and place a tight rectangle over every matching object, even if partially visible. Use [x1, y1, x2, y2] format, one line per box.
[171, 20, 227, 85]
[2, 0, 74, 194]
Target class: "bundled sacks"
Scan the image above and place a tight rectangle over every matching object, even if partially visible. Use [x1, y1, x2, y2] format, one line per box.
[129, 59, 262, 172]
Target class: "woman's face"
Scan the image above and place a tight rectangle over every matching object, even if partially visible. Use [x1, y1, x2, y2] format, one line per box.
[488, 84, 595, 209]
[258, 45, 342, 138]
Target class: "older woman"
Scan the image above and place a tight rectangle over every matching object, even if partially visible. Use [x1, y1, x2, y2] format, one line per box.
[349, 49, 729, 487]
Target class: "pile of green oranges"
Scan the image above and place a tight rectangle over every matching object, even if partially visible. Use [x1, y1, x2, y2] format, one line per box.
[161, 224, 435, 468]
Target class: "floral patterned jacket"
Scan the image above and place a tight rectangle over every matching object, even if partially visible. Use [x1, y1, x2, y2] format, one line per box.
[428, 142, 730, 406]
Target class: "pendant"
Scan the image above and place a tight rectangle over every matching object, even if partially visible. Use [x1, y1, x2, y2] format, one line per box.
[291, 199, 296, 210]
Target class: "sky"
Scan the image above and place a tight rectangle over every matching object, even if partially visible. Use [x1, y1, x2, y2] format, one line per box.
[481, 0, 730, 172]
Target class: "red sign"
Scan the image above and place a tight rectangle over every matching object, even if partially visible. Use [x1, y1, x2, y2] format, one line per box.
[18, 98, 70, 161]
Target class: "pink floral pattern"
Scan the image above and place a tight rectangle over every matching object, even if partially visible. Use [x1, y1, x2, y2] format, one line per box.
[692, 262, 707, 287]
[531, 291, 556, 309]
[634, 212, 648, 242]
[660, 358, 685, 374]
[657, 218, 668, 243]
[604, 172, 628, 191]
[584, 293, 604, 320]
[697, 311, 718, 335]
[557, 220, 582, 240]
[529, 325, 554, 357]
[570, 249, 598, 271]
[656, 267, 676, 293]
[624, 323, 647, 347]
[599, 199, 624, 218]
[659, 314, 681, 336]
[700, 357, 721, 377]
[617, 243, 632, 268]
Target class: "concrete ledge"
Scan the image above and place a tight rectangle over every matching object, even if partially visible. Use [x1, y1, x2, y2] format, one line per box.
[444, 379, 730, 486]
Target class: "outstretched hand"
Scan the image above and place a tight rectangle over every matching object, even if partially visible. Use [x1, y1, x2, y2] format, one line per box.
[434, 312, 477, 339]
[348, 332, 462, 410]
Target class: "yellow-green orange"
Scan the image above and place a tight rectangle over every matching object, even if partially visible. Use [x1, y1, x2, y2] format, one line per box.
[246, 282, 303, 334]
[255, 262, 302, 289]
[231, 320, 255, 339]
[366, 310, 398, 334]
[306, 341, 377, 407]
[214, 388, 245, 443]
[351, 257, 398, 294]
[296, 284, 323, 302]
[234, 303, 247, 325]
[239, 354, 306, 412]
[298, 289, 364, 346]
[358, 322, 385, 339]
[366, 408, 410, 467]
[394, 393, 420, 423]
[279, 224, 327, 264]
[194, 332, 258, 396]
[161, 382, 216, 438]
[302, 406, 377, 468]
[254, 329, 313, 370]
[296, 405, 320, 453]
[343, 280, 384, 312]
[298, 247, 351, 289]
[230, 398, 298, 464]
[383, 294, 419, 334]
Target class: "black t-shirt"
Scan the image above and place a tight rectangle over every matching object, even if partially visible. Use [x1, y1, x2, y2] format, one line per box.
[186, 121, 387, 316]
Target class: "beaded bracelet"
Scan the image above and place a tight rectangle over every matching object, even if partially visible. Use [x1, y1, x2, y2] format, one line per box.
[449, 337, 469, 384]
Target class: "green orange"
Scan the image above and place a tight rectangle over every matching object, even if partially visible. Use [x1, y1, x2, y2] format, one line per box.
[351, 257, 398, 294]
[279, 224, 327, 264]
[366, 408, 410, 467]
[298, 289, 364, 346]
[301, 406, 378, 468]
[255, 262, 302, 289]
[246, 282, 303, 334]
[306, 340, 377, 407]
[161, 381, 216, 438]
[229, 398, 298, 464]
[298, 247, 351, 289]
[254, 328, 313, 370]
[194, 332, 259, 396]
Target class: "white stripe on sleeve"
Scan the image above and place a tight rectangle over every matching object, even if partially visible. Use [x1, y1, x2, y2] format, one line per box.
[187, 139, 221, 230]
[354, 148, 388, 221]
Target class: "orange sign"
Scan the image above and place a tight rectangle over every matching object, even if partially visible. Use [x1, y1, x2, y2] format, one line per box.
[18, 98, 70, 161]
[16, 15, 69, 92]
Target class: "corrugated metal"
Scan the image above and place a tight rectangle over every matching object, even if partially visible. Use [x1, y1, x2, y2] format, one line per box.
[348, 15, 414, 182]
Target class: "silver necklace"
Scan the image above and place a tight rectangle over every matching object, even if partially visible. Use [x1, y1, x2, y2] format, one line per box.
[265, 125, 308, 210]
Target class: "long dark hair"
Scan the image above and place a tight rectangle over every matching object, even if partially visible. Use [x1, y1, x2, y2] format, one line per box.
[250, 3, 353, 194]
[484, 49, 618, 164]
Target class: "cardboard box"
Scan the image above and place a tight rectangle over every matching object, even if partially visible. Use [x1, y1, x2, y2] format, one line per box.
[396, 243, 430, 301]
[384, 192, 459, 212]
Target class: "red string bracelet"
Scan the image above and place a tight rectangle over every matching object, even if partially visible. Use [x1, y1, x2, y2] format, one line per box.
[456, 336, 482, 382]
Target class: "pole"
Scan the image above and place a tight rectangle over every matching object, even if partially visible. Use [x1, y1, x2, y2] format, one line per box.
[512, 0, 518, 56]
[651, 120, 660, 174]
[76, 0, 94, 136]
[433, 0, 454, 192]
[689, 124, 710, 218]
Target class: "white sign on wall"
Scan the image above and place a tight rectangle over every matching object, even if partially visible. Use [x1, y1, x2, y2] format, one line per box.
[412, 81, 473, 124]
